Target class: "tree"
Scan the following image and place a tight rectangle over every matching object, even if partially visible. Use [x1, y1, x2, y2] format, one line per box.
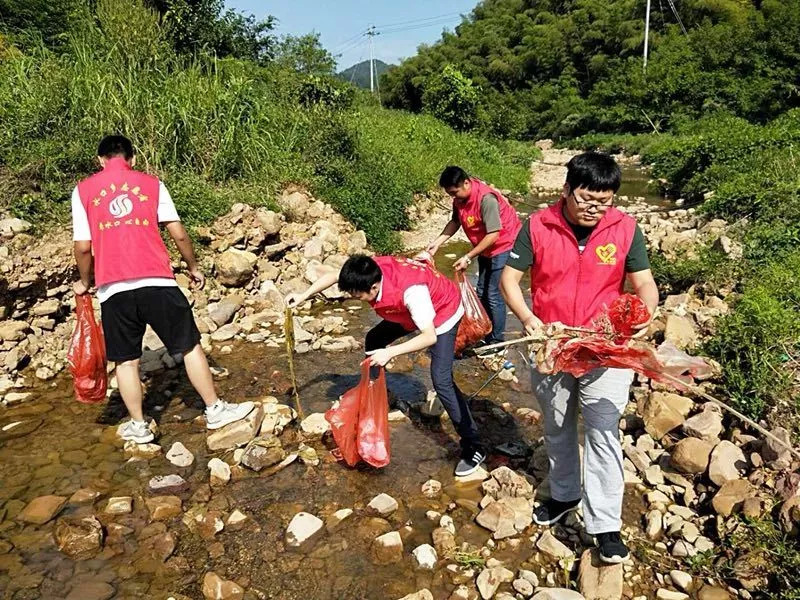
[147, 0, 276, 63]
[422, 65, 480, 131]
[275, 33, 335, 76]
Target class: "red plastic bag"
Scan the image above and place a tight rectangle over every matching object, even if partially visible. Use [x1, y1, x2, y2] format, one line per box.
[325, 361, 391, 468]
[602, 294, 651, 338]
[67, 295, 108, 403]
[454, 270, 492, 356]
[357, 363, 391, 468]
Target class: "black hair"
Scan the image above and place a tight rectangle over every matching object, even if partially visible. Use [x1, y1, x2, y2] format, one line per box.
[565, 152, 621, 193]
[338, 254, 382, 294]
[97, 135, 134, 160]
[439, 165, 469, 188]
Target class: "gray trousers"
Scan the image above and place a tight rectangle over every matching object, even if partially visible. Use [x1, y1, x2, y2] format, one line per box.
[531, 366, 634, 534]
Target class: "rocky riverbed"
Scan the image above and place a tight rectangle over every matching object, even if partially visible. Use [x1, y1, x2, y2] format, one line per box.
[0, 155, 796, 600]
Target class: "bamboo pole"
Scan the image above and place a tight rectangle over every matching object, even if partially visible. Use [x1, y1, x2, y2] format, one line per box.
[471, 334, 800, 460]
[284, 307, 306, 420]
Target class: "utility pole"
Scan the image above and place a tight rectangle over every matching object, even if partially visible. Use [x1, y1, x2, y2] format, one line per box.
[643, 0, 651, 73]
[367, 26, 378, 94]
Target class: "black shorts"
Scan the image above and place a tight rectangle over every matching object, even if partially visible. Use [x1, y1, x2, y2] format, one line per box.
[100, 286, 201, 362]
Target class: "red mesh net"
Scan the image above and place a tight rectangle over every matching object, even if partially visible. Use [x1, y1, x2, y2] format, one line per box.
[454, 270, 492, 356]
[541, 295, 712, 389]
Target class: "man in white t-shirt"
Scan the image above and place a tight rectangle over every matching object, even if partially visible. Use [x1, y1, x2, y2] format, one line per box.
[72, 135, 253, 443]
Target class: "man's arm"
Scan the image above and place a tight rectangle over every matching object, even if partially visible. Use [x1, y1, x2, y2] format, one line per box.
[164, 221, 204, 289]
[425, 206, 461, 255]
[627, 269, 659, 336]
[73, 241, 93, 294]
[285, 265, 340, 307]
[500, 266, 542, 334]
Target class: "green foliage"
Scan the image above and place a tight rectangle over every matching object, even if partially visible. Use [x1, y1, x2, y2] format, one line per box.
[383, 0, 800, 138]
[0, 0, 530, 252]
[422, 65, 480, 132]
[148, 0, 276, 63]
[275, 33, 335, 76]
[690, 517, 800, 599]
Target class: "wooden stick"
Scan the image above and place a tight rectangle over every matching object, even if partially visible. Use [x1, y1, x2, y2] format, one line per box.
[659, 373, 800, 461]
[284, 307, 306, 421]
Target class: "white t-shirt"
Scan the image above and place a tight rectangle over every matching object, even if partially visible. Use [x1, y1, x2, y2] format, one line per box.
[376, 283, 464, 335]
[71, 181, 180, 303]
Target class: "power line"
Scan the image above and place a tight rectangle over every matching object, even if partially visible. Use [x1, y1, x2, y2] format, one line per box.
[665, 0, 687, 34]
[374, 11, 463, 30]
[378, 18, 461, 37]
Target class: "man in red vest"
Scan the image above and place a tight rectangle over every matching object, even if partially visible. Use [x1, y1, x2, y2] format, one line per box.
[421, 167, 522, 365]
[501, 152, 658, 564]
[71, 135, 254, 444]
[286, 254, 485, 476]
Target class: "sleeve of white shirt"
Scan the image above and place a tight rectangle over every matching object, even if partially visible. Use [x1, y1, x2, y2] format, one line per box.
[403, 285, 436, 331]
[157, 182, 181, 223]
[71, 187, 92, 241]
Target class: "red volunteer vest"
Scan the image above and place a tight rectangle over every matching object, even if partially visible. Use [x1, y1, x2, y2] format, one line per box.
[369, 256, 462, 331]
[77, 158, 174, 287]
[454, 178, 522, 257]
[529, 201, 636, 327]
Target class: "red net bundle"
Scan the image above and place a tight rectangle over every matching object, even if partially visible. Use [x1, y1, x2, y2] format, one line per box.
[454, 270, 492, 356]
[67, 295, 108, 403]
[540, 294, 713, 389]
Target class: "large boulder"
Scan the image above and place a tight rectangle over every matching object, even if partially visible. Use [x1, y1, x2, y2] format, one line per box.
[578, 548, 623, 600]
[207, 294, 244, 327]
[671, 437, 714, 474]
[642, 392, 694, 440]
[682, 405, 723, 442]
[708, 441, 747, 486]
[54, 516, 104, 559]
[206, 404, 262, 450]
[216, 249, 257, 287]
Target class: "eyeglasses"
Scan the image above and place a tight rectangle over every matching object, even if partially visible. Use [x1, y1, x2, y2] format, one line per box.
[571, 191, 614, 212]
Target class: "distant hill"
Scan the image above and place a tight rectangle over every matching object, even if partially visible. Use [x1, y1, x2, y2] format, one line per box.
[338, 59, 394, 89]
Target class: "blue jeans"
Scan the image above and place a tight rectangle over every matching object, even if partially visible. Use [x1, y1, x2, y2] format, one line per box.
[365, 319, 481, 450]
[477, 250, 510, 345]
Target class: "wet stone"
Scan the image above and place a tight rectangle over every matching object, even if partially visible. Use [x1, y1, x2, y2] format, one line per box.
[371, 531, 403, 565]
[208, 458, 231, 486]
[18, 495, 67, 524]
[285, 512, 324, 550]
[65, 581, 115, 600]
[326, 508, 353, 532]
[411, 543, 438, 570]
[165, 441, 194, 467]
[122, 442, 162, 460]
[54, 515, 104, 560]
[206, 404, 262, 451]
[146, 496, 182, 521]
[201, 571, 245, 600]
[368, 493, 399, 516]
[148, 474, 189, 495]
[241, 439, 284, 471]
[476, 566, 514, 599]
[105, 496, 133, 515]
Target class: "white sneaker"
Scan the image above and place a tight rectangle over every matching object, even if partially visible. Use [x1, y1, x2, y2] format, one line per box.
[205, 400, 255, 430]
[118, 420, 155, 444]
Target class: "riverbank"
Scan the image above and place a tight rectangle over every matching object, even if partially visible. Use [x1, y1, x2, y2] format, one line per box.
[2, 156, 797, 599]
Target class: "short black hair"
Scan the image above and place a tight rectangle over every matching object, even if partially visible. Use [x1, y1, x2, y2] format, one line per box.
[565, 152, 621, 193]
[439, 165, 469, 188]
[97, 135, 134, 160]
[338, 254, 382, 294]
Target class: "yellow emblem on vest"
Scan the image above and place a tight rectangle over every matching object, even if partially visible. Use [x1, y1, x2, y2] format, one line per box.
[595, 243, 617, 265]
[466, 215, 476, 227]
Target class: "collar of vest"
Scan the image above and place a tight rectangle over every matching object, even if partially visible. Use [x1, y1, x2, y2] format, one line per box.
[102, 157, 133, 172]
[541, 199, 626, 236]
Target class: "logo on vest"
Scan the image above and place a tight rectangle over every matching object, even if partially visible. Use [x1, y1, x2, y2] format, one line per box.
[108, 194, 133, 219]
[595, 243, 617, 265]
[466, 215, 476, 226]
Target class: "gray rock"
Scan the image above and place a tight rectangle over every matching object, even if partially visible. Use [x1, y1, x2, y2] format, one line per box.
[708, 441, 747, 486]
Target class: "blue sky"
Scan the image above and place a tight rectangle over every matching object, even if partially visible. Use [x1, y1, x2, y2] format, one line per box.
[225, 0, 478, 69]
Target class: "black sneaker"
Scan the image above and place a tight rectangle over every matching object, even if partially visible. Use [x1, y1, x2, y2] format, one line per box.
[532, 498, 581, 526]
[597, 531, 630, 564]
[455, 447, 487, 477]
